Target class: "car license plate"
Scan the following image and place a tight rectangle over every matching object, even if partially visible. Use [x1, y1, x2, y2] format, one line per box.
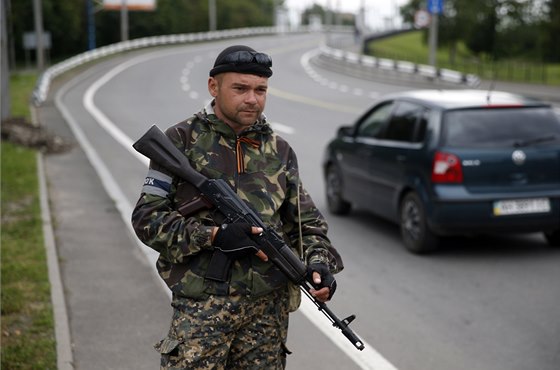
[493, 198, 551, 216]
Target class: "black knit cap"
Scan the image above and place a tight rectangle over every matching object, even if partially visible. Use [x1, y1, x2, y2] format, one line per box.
[209, 45, 273, 78]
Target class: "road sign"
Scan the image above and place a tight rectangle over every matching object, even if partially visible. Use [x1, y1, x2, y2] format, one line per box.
[427, 0, 443, 14]
[23, 32, 51, 50]
[103, 0, 156, 11]
[414, 9, 431, 28]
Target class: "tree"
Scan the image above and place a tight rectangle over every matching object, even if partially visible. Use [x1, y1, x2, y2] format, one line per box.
[6, 0, 283, 67]
[301, 3, 328, 25]
[1, 0, 10, 120]
[8, 0, 85, 65]
[94, 0, 277, 46]
[541, 0, 560, 61]
[217, 0, 275, 30]
[399, 0, 424, 26]
[400, 0, 554, 62]
[437, 0, 474, 63]
[464, 0, 498, 57]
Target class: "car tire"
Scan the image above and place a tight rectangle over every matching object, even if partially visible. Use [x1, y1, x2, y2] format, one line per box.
[325, 165, 351, 215]
[400, 192, 439, 254]
[544, 230, 560, 247]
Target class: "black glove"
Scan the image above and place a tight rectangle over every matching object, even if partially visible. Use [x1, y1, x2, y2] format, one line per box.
[307, 263, 337, 300]
[212, 223, 259, 260]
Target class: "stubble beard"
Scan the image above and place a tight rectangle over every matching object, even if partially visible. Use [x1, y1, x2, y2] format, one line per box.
[228, 105, 261, 132]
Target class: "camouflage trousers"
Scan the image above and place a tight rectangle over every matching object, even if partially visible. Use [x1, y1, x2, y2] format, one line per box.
[155, 289, 290, 370]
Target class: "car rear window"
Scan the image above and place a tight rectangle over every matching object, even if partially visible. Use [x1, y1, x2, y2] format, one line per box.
[442, 107, 560, 148]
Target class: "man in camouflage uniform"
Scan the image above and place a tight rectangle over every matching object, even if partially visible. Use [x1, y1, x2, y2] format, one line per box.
[131, 45, 342, 369]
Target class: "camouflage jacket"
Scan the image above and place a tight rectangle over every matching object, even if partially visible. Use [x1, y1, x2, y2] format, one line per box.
[131, 102, 340, 299]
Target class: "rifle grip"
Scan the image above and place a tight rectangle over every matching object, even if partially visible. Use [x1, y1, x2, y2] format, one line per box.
[205, 250, 232, 282]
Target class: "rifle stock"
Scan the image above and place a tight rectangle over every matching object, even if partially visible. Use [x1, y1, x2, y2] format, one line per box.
[133, 125, 365, 351]
[133, 125, 207, 188]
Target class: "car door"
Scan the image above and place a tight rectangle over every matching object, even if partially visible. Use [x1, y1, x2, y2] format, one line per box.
[367, 101, 429, 221]
[344, 101, 395, 207]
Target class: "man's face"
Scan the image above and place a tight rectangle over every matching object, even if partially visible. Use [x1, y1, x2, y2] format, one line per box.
[208, 72, 268, 134]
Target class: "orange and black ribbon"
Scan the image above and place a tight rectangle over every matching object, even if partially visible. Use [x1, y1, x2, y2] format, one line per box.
[236, 137, 260, 173]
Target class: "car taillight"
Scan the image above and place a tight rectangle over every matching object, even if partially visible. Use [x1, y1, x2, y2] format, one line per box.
[432, 151, 463, 183]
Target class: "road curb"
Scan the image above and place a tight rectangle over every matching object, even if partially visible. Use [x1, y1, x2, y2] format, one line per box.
[37, 151, 74, 370]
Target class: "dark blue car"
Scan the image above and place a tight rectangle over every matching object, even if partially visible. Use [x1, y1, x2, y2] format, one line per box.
[323, 89, 560, 253]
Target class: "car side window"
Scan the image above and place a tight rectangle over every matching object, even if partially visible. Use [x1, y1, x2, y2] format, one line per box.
[384, 101, 428, 143]
[356, 102, 395, 138]
[414, 109, 429, 143]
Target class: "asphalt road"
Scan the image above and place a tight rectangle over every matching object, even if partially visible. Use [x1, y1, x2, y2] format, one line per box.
[44, 32, 560, 370]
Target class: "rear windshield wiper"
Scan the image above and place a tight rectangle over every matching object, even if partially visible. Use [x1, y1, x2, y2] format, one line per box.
[513, 134, 559, 147]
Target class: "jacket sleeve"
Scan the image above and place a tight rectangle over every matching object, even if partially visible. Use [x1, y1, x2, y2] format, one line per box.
[130, 129, 214, 264]
[131, 192, 214, 264]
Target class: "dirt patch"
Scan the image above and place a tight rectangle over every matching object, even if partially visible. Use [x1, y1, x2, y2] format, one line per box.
[1, 117, 73, 154]
[1, 195, 36, 225]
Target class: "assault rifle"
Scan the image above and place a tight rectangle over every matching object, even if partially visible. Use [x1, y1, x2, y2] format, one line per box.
[133, 125, 365, 351]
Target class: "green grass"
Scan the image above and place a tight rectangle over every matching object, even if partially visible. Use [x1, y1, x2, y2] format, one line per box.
[9, 73, 38, 117]
[368, 31, 471, 64]
[367, 30, 560, 85]
[1, 72, 57, 369]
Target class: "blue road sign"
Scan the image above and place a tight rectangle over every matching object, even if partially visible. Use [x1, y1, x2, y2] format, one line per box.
[427, 0, 443, 14]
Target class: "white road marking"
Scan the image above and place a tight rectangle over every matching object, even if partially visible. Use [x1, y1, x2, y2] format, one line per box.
[181, 57, 203, 97]
[70, 48, 397, 370]
[300, 48, 381, 101]
[270, 121, 295, 135]
[299, 298, 398, 370]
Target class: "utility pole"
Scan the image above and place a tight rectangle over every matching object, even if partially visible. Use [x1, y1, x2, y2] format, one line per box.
[33, 0, 44, 70]
[121, 0, 128, 41]
[325, 0, 333, 28]
[87, 0, 96, 50]
[325, 0, 332, 45]
[335, 0, 341, 27]
[427, 0, 443, 68]
[209, 0, 217, 31]
[1, 0, 10, 120]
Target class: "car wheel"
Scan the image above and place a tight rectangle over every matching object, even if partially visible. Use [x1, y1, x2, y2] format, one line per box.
[544, 230, 560, 247]
[325, 165, 351, 215]
[399, 192, 439, 254]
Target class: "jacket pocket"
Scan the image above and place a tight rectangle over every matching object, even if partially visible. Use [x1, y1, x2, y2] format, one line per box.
[154, 336, 182, 356]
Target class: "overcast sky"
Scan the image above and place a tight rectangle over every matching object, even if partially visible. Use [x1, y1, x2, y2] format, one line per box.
[283, 0, 410, 30]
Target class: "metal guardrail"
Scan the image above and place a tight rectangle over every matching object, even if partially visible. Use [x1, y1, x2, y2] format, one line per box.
[32, 26, 479, 106]
[318, 44, 481, 87]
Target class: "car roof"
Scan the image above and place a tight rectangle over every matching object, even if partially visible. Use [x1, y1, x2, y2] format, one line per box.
[383, 89, 549, 110]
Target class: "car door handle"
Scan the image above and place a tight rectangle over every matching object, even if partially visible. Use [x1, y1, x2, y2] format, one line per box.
[396, 155, 406, 162]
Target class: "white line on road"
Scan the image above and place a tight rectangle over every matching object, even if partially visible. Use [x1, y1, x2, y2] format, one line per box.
[270, 121, 296, 134]
[300, 48, 381, 106]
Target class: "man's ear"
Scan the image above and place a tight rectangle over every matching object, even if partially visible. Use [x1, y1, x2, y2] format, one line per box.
[208, 77, 218, 97]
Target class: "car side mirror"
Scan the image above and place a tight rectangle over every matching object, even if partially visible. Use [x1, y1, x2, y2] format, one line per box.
[337, 125, 354, 138]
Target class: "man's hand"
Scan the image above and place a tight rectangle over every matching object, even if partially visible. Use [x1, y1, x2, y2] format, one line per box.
[212, 223, 268, 261]
[307, 263, 337, 302]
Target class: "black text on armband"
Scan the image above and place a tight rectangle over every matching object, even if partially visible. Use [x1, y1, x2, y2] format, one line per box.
[142, 169, 172, 197]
